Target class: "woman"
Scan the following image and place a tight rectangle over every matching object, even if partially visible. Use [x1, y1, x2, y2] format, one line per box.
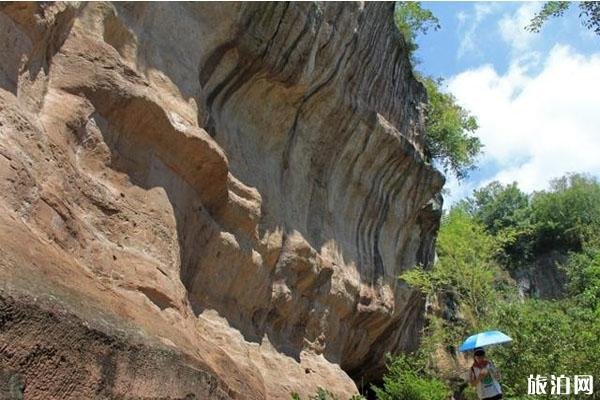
[469, 347, 502, 400]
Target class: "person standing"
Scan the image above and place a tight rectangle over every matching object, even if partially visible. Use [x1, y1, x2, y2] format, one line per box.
[469, 347, 502, 400]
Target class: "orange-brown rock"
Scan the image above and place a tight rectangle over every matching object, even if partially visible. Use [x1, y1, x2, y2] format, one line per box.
[0, 2, 444, 399]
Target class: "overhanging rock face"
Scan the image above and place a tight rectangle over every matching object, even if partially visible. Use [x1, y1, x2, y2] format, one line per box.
[0, 2, 444, 399]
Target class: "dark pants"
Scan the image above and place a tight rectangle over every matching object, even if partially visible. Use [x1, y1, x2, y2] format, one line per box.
[482, 395, 502, 400]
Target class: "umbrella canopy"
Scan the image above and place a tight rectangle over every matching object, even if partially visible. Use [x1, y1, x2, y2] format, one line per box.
[459, 330, 512, 352]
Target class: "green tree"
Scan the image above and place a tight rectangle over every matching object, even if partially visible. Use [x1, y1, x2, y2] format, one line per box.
[421, 77, 482, 180]
[463, 174, 600, 263]
[467, 182, 530, 235]
[486, 300, 581, 399]
[394, 3, 483, 180]
[397, 174, 600, 400]
[565, 244, 600, 310]
[529, 173, 600, 254]
[464, 181, 533, 268]
[402, 207, 503, 321]
[290, 388, 366, 400]
[372, 354, 449, 400]
[527, 1, 600, 36]
[394, 2, 440, 56]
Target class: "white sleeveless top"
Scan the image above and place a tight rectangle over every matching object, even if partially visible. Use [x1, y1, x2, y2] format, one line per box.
[471, 361, 502, 399]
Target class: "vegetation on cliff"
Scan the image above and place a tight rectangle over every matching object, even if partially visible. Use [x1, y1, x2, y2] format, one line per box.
[290, 3, 600, 399]
[296, 198, 600, 397]
[389, 174, 600, 400]
[395, 2, 483, 180]
[370, 4, 600, 398]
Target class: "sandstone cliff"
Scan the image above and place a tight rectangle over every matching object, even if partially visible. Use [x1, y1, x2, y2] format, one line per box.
[0, 2, 444, 399]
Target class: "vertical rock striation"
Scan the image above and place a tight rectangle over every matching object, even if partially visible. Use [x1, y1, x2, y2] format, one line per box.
[0, 2, 444, 399]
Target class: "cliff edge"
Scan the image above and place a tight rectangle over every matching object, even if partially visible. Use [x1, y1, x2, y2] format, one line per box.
[0, 2, 444, 399]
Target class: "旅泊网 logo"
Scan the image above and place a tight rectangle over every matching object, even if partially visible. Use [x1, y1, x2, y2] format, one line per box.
[527, 374, 594, 395]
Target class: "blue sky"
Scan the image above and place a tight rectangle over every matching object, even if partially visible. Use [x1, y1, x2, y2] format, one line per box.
[410, 2, 600, 205]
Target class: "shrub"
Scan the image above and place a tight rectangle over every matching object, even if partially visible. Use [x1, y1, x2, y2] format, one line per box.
[371, 354, 450, 400]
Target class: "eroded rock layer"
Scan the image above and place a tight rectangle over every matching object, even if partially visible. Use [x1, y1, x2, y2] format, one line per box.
[0, 2, 444, 399]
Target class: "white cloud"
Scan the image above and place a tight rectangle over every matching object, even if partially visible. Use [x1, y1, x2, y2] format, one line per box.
[498, 3, 540, 52]
[446, 45, 600, 202]
[442, 174, 478, 208]
[458, 3, 499, 58]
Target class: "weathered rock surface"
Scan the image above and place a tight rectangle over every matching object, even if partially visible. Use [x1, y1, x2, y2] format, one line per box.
[0, 2, 444, 399]
[515, 250, 568, 299]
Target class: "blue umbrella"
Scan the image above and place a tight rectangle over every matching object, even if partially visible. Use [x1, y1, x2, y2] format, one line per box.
[459, 330, 512, 352]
